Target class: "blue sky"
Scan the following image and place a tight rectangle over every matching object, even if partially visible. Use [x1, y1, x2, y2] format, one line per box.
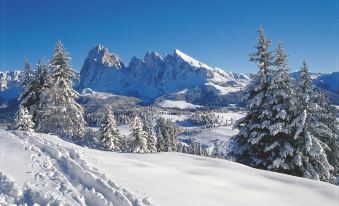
[0, 0, 338, 73]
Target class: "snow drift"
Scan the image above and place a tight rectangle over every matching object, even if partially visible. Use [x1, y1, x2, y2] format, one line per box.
[1, 129, 338, 206]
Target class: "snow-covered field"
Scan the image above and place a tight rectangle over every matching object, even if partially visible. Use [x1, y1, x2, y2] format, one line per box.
[157, 100, 202, 109]
[1, 129, 339, 206]
[0, 130, 151, 205]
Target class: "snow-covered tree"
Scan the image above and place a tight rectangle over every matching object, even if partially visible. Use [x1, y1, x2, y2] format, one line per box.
[13, 106, 35, 132]
[140, 113, 157, 152]
[211, 140, 222, 158]
[145, 126, 157, 152]
[20, 59, 34, 88]
[155, 117, 166, 152]
[155, 117, 179, 152]
[35, 59, 50, 89]
[310, 90, 339, 174]
[130, 116, 148, 153]
[37, 41, 85, 140]
[232, 27, 276, 168]
[99, 107, 122, 151]
[19, 59, 48, 124]
[290, 61, 335, 183]
[256, 43, 297, 172]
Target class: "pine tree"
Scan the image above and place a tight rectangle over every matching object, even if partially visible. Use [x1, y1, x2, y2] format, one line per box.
[310, 90, 339, 174]
[232, 27, 275, 168]
[259, 43, 297, 172]
[145, 126, 157, 152]
[130, 116, 148, 153]
[37, 41, 85, 140]
[290, 61, 335, 183]
[211, 140, 222, 158]
[165, 119, 179, 152]
[155, 117, 179, 152]
[13, 106, 35, 132]
[19, 59, 48, 124]
[155, 117, 166, 152]
[99, 107, 122, 151]
[20, 59, 34, 88]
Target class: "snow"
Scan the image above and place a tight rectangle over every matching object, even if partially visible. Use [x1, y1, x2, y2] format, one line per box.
[157, 100, 202, 109]
[206, 82, 243, 94]
[181, 126, 238, 145]
[1, 129, 339, 206]
[0, 130, 151, 205]
[79, 45, 250, 105]
[174, 49, 212, 69]
[81, 88, 117, 99]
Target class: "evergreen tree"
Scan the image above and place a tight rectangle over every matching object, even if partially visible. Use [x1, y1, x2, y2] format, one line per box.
[211, 140, 222, 158]
[165, 119, 179, 152]
[19, 59, 48, 124]
[37, 41, 85, 140]
[146, 126, 157, 152]
[20, 59, 34, 88]
[310, 90, 339, 174]
[155, 117, 166, 152]
[232, 27, 275, 168]
[155, 117, 179, 152]
[290, 61, 335, 183]
[99, 107, 122, 151]
[130, 116, 148, 153]
[13, 106, 35, 132]
[261, 43, 296, 172]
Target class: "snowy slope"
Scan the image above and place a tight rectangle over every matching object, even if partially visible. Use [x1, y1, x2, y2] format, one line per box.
[1, 129, 339, 206]
[314, 72, 339, 94]
[0, 130, 152, 205]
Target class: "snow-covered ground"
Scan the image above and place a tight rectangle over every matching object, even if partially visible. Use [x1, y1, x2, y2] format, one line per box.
[1, 129, 339, 206]
[180, 126, 238, 145]
[157, 100, 202, 109]
[80, 88, 117, 100]
[0, 130, 151, 205]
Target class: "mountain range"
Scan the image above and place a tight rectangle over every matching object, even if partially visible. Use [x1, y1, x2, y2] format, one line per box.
[1, 45, 338, 108]
[79, 45, 250, 106]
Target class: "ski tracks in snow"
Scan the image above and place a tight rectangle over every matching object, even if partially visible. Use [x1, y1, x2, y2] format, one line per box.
[0, 130, 152, 206]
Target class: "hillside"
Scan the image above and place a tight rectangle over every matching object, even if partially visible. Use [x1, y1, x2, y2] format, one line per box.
[1, 129, 338, 206]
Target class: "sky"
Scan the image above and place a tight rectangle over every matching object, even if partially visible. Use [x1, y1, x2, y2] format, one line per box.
[0, 0, 338, 73]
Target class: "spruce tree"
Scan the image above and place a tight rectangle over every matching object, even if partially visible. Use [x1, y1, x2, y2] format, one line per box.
[130, 116, 148, 153]
[19, 60, 48, 124]
[155, 117, 179, 152]
[20, 59, 34, 88]
[37, 41, 85, 140]
[165, 119, 179, 152]
[99, 107, 122, 151]
[145, 126, 157, 152]
[310, 90, 339, 175]
[290, 61, 335, 183]
[232, 27, 275, 168]
[155, 117, 166, 152]
[13, 106, 35, 132]
[261, 43, 296, 172]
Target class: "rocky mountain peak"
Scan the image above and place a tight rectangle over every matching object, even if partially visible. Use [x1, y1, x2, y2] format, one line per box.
[87, 45, 124, 68]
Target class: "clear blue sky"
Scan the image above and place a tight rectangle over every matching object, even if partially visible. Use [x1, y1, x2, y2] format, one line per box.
[1, 0, 338, 73]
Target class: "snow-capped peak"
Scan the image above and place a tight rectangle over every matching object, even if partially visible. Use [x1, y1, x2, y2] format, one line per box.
[143, 51, 163, 65]
[173, 49, 211, 69]
[88, 45, 123, 68]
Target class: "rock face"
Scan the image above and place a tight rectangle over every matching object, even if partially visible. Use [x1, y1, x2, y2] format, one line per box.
[79, 45, 250, 105]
